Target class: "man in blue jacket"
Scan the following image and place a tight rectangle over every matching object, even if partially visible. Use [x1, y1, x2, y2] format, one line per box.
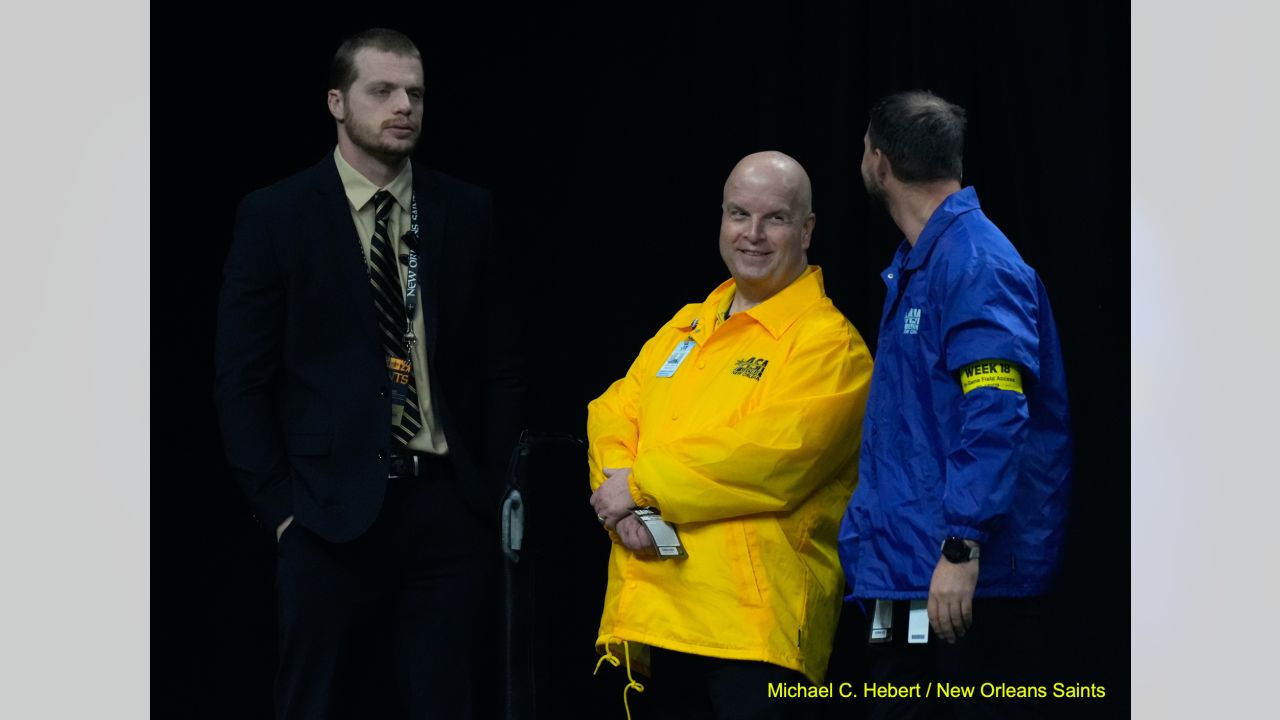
[839, 90, 1072, 719]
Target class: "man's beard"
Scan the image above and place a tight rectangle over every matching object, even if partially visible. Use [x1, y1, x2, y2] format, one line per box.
[349, 118, 418, 163]
[862, 169, 888, 206]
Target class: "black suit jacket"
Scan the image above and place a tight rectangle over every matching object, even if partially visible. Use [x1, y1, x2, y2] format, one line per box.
[214, 155, 523, 543]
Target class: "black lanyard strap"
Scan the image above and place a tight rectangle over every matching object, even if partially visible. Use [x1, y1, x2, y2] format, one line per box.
[399, 191, 421, 352]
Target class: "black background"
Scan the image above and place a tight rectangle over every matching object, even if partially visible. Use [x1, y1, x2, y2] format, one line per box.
[156, 2, 1129, 717]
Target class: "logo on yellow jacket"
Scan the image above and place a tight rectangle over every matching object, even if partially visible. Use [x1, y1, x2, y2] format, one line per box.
[731, 357, 769, 381]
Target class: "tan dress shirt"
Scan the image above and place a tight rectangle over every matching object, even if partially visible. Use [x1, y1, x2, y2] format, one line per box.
[334, 147, 448, 454]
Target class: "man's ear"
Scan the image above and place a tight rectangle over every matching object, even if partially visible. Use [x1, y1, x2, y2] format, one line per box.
[327, 89, 345, 122]
[874, 148, 892, 183]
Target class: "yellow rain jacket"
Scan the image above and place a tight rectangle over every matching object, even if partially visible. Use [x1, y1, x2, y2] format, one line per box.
[588, 266, 872, 684]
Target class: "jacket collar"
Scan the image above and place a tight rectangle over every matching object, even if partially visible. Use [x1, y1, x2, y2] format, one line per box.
[900, 186, 981, 271]
[669, 266, 828, 341]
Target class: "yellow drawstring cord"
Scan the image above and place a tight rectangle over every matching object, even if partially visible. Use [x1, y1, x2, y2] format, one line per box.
[593, 637, 645, 720]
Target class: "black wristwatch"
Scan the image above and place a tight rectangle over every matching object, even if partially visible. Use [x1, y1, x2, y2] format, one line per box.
[941, 537, 980, 564]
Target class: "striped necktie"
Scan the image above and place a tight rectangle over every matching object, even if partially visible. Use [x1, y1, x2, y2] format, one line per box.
[369, 190, 423, 445]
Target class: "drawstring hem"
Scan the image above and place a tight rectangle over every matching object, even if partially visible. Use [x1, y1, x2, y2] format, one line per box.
[594, 636, 645, 720]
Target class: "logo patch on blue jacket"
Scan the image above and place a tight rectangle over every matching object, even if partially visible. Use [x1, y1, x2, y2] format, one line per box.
[903, 308, 922, 335]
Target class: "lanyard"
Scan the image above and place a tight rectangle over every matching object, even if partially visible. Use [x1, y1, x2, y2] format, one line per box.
[400, 191, 421, 353]
[358, 189, 423, 353]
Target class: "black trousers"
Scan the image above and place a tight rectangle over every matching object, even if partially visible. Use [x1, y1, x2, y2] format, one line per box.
[631, 647, 812, 720]
[864, 597, 1046, 720]
[273, 458, 497, 720]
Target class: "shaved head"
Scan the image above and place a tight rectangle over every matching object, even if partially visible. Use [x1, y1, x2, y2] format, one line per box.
[723, 151, 813, 217]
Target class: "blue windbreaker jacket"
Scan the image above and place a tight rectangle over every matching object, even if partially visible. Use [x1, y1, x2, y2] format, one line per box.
[839, 187, 1072, 599]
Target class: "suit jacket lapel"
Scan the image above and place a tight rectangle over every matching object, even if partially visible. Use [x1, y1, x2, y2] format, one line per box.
[413, 163, 445, 361]
[311, 157, 380, 345]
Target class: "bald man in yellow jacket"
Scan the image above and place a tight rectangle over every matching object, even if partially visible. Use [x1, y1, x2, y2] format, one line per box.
[588, 151, 873, 719]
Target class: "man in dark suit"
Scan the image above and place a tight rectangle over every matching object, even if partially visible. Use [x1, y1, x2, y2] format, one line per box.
[214, 28, 523, 719]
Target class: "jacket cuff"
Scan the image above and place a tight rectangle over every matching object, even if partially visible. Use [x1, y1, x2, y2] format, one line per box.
[944, 524, 989, 546]
[628, 473, 652, 510]
[599, 449, 636, 473]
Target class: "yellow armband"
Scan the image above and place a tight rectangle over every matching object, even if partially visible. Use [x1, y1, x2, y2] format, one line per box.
[958, 359, 1023, 394]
